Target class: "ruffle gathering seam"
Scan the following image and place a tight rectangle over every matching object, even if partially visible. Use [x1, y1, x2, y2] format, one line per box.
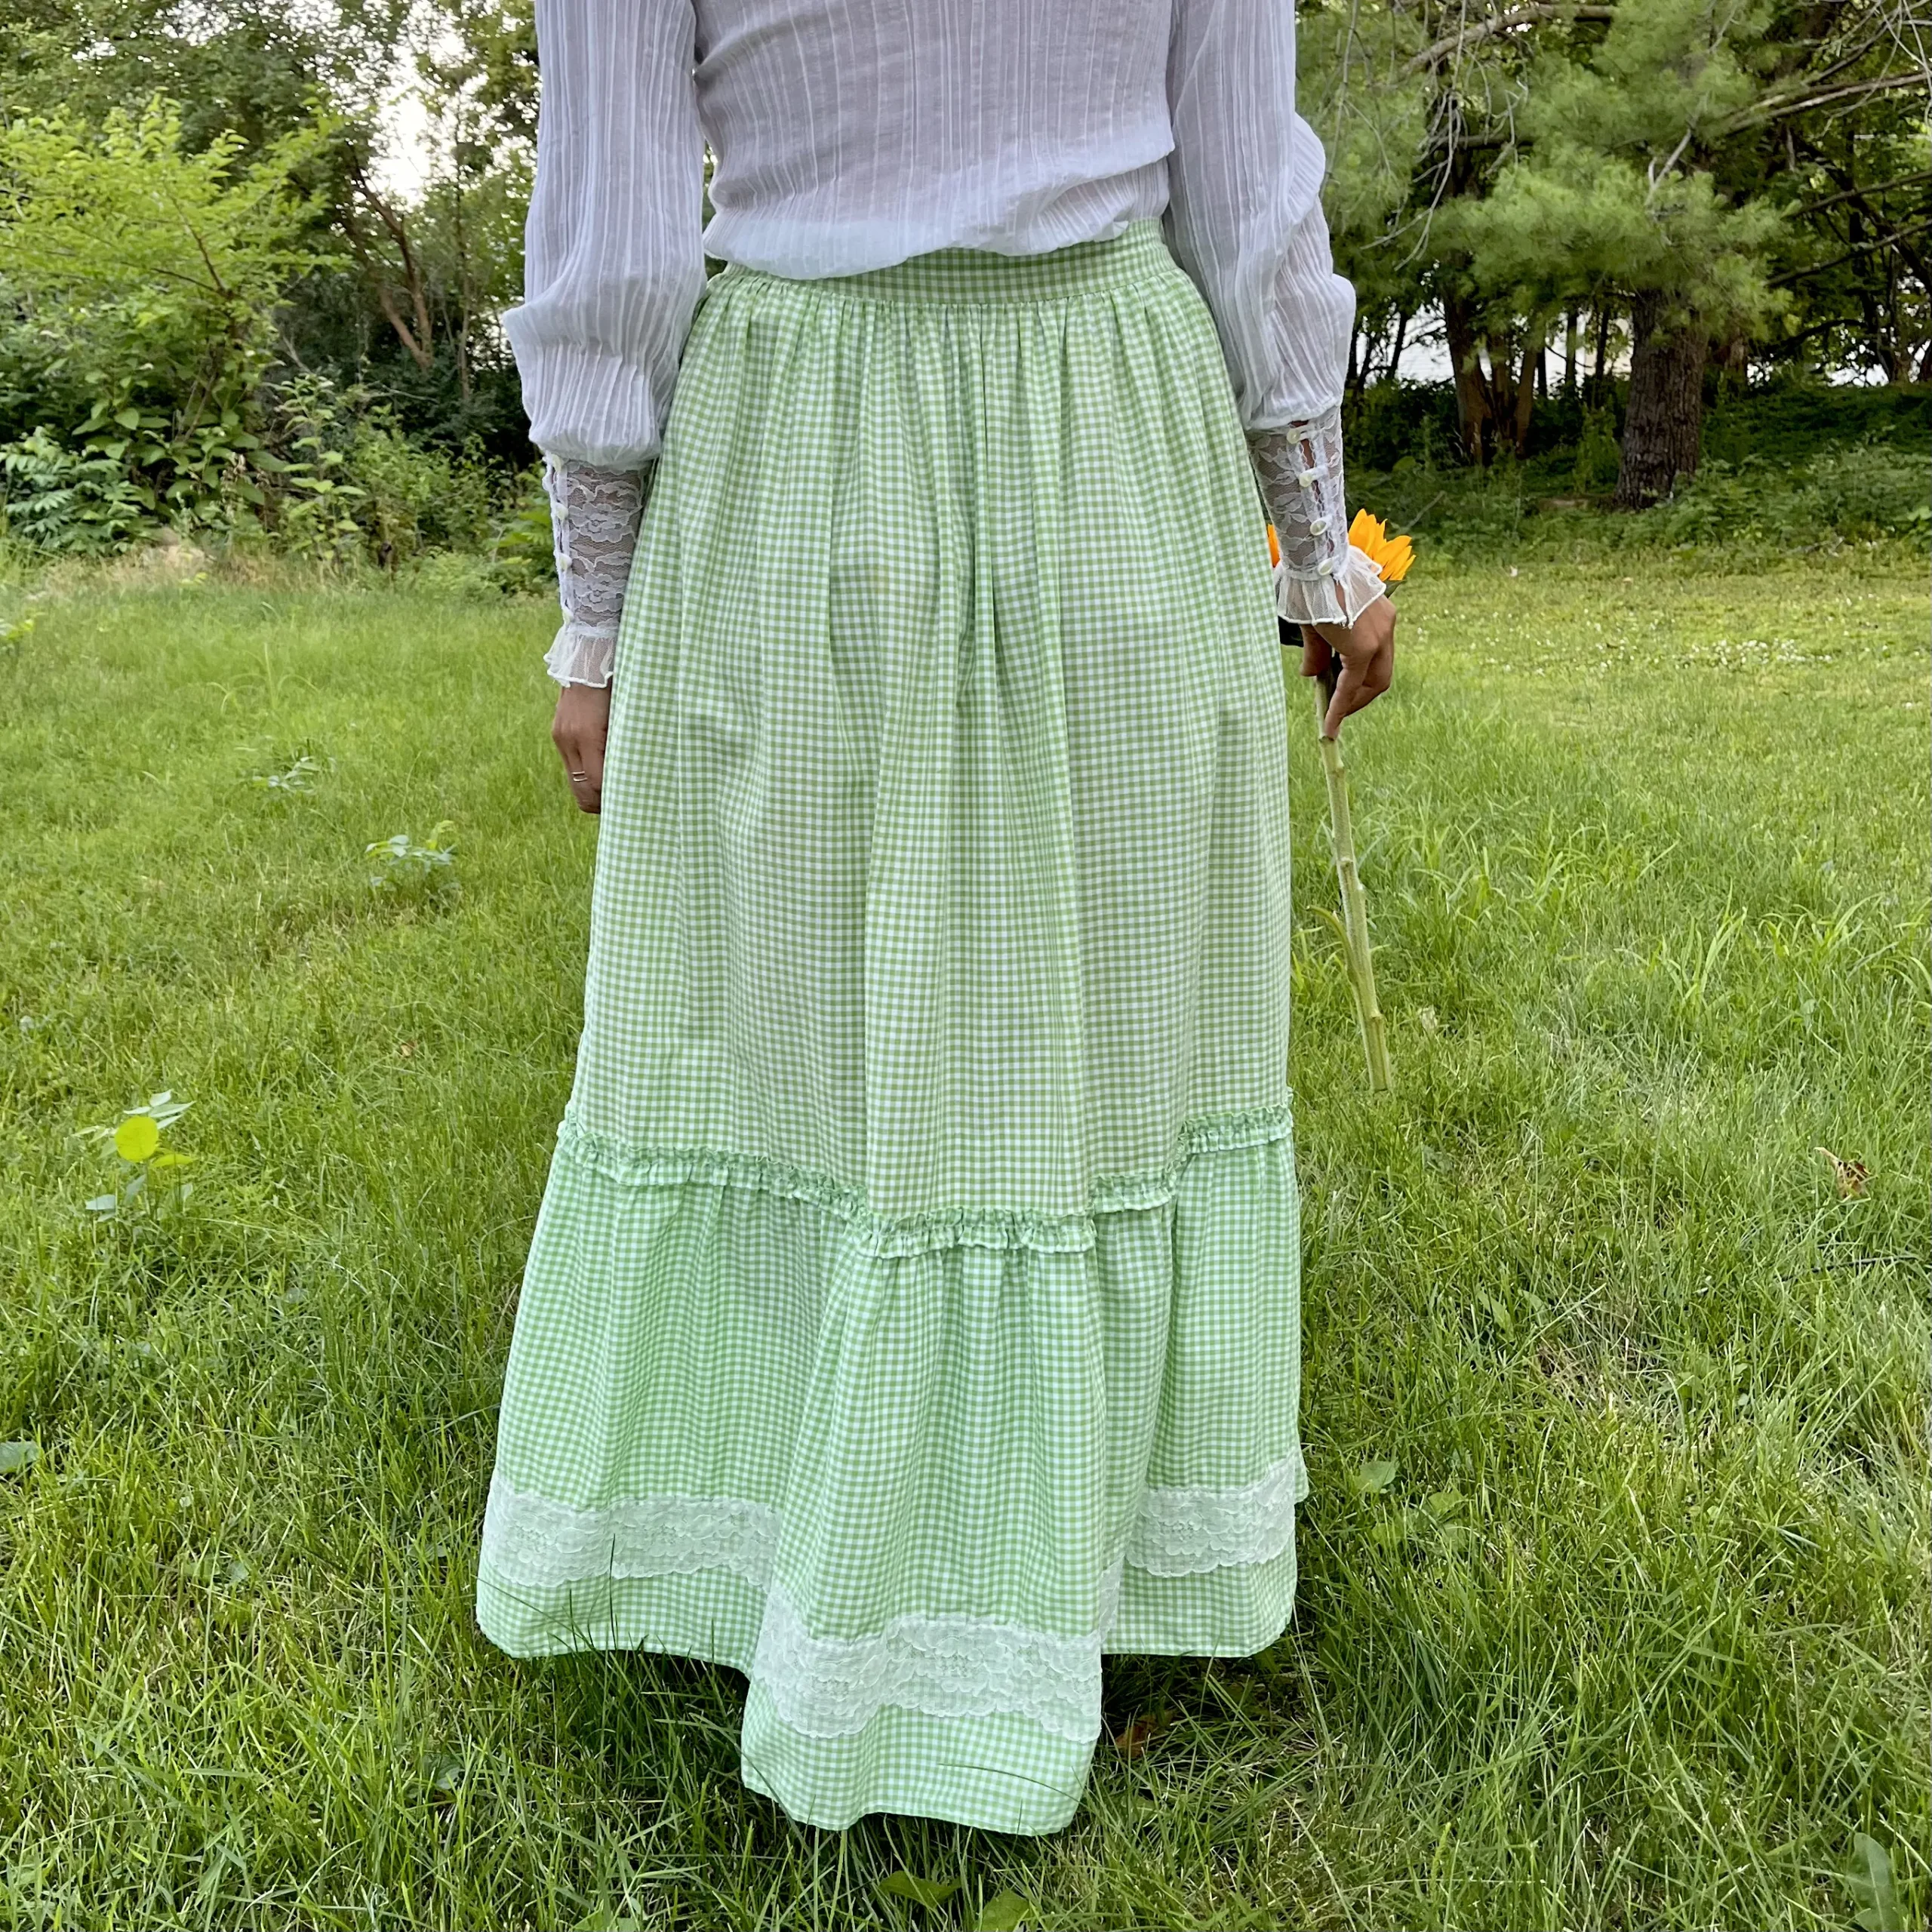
[553, 1099, 1294, 1257]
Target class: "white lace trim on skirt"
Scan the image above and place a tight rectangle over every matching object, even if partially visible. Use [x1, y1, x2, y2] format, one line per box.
[481, 1448, 1304, 1736]
[481, 1475, 782, 1587]
[1125, 1447, 1309, 1576]
[755, 1567, 1121, 1743]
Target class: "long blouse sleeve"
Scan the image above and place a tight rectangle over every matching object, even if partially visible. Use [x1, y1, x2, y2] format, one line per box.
[1164, 0, 1386, 627]
[506, 0, 707, 468]
[506, 0, 707, 685]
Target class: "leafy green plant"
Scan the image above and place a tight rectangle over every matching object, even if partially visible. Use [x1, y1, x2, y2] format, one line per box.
[970, 1892, 1033, 1932]
[75, 1091, 195, 1220]
[482, 465, 559, 595]
[0, 426, 150, 553]
[261, 376, 499, 566]
[878, 1869, 960, 1909]
[1570, 407, 1622, 494]
[0, 394, 281, 552]
[1848, 1833, 1903, 1932]
[261, 374, 369, 561]
[0, 100, 325, 549]
[250, 754, 326, 795]
[366, 821, 460, 906]
[1648, 441, 1930, 546]
[347, 419, 495, 563]
[1347, 1458, 1400, 1499]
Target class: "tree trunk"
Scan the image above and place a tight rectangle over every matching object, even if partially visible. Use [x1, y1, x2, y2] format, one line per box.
[454, 174, 474, 404]
[1512, 316, 1543, 458]
[1564, 308, 1579, 394]
[1442, 293, 1495, 466]
[344, 168, 436, 373]
[1615, 292, 1707, 509]
[1386, 309, 1409, 385]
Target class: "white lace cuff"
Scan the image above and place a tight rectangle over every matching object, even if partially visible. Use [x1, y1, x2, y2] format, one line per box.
[1275, 542, 1389, 629]
[543, 620, 619, 688]
[1247, 407, 1388, 628]
[542, 455, 651, 688]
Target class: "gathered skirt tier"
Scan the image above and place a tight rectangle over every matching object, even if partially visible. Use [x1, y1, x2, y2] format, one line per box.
[477, 218, 1306, 1837]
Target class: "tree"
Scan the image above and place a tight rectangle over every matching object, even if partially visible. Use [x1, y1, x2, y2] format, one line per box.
[0, 0, 408, 155]
[1298, 0, 1435, 399]
[1309, 0, 1624, 466]
[0, 99, 323, 435]
[1309, 0, 1926, 494]
[1764, 39, 1932, 383]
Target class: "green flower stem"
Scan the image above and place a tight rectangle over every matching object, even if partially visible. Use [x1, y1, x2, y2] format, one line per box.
[1314, 679, 1392, 1094]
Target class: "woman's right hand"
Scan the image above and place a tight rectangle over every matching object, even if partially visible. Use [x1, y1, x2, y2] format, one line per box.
[552, 684, 612, 814]
[1303, 595, 1396, 738]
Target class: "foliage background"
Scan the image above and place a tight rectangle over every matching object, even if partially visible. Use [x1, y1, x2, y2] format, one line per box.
[0, 0, 1925, 567]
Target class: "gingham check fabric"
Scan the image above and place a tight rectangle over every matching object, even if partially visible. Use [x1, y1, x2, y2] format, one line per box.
[477, 220, 1309, 1836]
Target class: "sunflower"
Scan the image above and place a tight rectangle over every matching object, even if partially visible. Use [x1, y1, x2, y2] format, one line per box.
[1346, 509, 1414, 585]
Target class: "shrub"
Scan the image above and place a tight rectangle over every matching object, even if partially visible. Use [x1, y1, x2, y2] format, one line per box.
[346, 420, 497, 562]
[1570, 408, 1622, 494]
[1647, 441, 1930, 546]
[481, 466, 558, 595]
[0, 100, 320, 545]
[0, 427, 150, 553]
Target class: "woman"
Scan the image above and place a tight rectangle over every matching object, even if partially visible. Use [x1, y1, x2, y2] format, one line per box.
[476, 0, 1397, 1836]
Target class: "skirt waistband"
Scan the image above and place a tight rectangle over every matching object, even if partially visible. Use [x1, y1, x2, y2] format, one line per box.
[708, 218, 1178, 308]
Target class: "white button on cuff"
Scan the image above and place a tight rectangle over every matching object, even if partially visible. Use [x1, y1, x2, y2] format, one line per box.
[1297, 469, 1319, 488]
[1309, 518, 1327, 536]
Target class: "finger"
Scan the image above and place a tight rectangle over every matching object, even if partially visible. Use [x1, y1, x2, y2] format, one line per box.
[1363, 636, 1395, 709]
[1300, 626, 1332, 681]
[555, 733, 600, 814]
[1340, 631, 1396, 720]
[1371, 635, 1395, 700]
[1324, 657, 1364, 737]
[1343, 648, 1387, 718]
[580, 726, 607, 812]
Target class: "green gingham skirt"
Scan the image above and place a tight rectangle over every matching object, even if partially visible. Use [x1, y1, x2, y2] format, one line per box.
[477, 217, 1306, 1835]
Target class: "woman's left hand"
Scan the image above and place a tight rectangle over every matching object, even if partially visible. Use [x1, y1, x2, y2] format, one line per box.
[1303, 595, 1396, 738]
[552, 685, 611, 814]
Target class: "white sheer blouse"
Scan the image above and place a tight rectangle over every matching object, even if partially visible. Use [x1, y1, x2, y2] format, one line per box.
[506, 0, 1385, 686]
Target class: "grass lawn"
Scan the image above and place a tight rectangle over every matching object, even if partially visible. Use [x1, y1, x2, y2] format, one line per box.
[0, 553, 1925, 1930]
